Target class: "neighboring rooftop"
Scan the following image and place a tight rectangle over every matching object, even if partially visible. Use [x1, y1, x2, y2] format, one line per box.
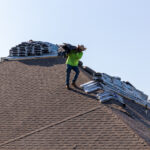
[0, 57, 150, 150]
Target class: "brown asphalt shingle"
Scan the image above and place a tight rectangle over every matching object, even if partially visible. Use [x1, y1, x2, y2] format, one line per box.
[0, 57, 149, 150]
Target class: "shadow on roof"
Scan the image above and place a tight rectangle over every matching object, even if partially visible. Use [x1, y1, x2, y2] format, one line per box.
[106, 99, 150, 125]
[70, 87, 97, 100]
[18, 57, 66, 67]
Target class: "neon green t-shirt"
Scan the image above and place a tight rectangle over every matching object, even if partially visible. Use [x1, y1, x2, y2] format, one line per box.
[66, 51, 83, 66]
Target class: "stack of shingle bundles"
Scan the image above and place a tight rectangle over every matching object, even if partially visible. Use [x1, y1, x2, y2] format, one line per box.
[93, 72, 148, 106]
[9, 41, 59, 57]
[81, 71, 148, 107]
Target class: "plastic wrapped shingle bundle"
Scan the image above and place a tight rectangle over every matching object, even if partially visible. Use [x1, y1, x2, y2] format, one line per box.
[47, 43, 59, 54]
[147, 100, 150, 109]
[101, 73, 113, 84]
[134, 89, 147, 100]
[112, 77, 122, 87]
[122, 81, 148, 102]
[9, 40, 59, 57]
[97, 91, 114, 102]
[115, 93, 125, 104]
[122, 82, 135, 93]
[97, 91, 125, 104]
[80, 81, 102, 93]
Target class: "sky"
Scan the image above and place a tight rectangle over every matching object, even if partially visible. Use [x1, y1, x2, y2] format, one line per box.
[0, 0, 150, 98]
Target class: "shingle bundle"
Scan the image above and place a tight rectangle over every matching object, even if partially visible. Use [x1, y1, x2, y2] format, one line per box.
[80, 81, 102, 93]
[58, 43, 77, 57]
[97, 91, 125, 105]
[9, 40, 59, 57]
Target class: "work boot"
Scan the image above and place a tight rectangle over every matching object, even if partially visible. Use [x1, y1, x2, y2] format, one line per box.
[71, 82, 78, 88]
[66, 85, 70, 90]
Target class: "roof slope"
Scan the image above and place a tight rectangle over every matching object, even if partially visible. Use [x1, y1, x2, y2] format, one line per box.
[0, 57, 149, 150]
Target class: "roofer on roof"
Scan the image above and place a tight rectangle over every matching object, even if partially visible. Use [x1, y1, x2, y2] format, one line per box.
[66, 45, 86, 90]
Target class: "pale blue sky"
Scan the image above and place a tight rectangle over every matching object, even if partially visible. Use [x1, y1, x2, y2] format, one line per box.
[0, 0, 150, 98]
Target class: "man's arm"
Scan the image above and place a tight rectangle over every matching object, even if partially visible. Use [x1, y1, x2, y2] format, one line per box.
[75, 52, 83, 59]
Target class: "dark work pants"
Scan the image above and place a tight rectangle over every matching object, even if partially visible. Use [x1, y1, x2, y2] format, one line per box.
[66, 64, 80, 85]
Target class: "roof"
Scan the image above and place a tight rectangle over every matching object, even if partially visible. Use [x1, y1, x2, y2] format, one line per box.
[0, 57, 150, 150]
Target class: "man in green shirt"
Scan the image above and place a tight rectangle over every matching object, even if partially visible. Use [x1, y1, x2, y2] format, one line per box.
[66, 45, 86, 90]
